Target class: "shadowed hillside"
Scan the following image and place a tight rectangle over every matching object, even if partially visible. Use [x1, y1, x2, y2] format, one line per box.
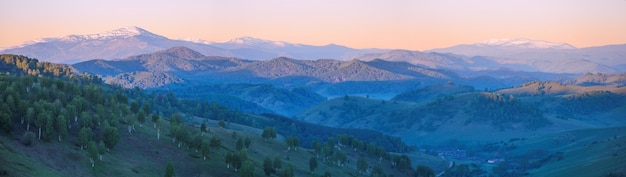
[392, 82, 475, 103]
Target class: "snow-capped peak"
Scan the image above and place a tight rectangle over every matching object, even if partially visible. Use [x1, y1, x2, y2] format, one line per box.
[179, 38, 212, 45]
[58, 26, 164, 42]
[476, 38, 576, 49]
[224, 36, 287, 47]
[0, 38, 57, 51]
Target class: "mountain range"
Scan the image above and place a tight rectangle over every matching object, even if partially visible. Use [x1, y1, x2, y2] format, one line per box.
[2, 27, 625, 74]
[0, 26, 383, 63]
[72, 46, 452, 84]
[71, 46, 458, 115]
[426, 38, 626, 73]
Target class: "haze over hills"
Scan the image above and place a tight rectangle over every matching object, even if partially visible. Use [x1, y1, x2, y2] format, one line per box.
[2, 27, 625, 75]
[426, 38, 626, 74]
[199, 36, 387, 60]
[72, 47, 452, 84]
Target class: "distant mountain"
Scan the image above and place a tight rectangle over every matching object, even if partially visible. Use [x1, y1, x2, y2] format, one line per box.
[358, 50, 468, 69]
[428, 38, 577, 56]
[223, 57, 427, 83]
[73, 47, 454, 86]
[0, 27, 233, 64]
[72, 47, 250, 78]
[202, 36, 387, 60]
[426, 38, 626, 74]
[0, 27, 387, 63]
[475, 38, 576, 49]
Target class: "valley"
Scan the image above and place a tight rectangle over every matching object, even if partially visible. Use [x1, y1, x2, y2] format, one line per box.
[1, 27, 625, 177]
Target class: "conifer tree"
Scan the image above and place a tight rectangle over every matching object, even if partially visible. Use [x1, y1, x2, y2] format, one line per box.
[87, 141, 98, 167]
[164, 162, 175, 177]
[263, 157, 274, 176]
[240, 160, 254, 177]
[201, 141, 211, 160]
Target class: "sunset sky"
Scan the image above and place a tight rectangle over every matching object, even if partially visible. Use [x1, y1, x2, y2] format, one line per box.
[1, 0, 625, 50]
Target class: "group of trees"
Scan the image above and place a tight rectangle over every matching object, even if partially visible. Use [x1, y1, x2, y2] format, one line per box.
[467, 93, 550, 130]
[259, 113, 414, 153]
[558, 91, 623, 118]
[0, 55, 124, 169]
[309, 134, 420, 176]
[261, 127, 277, 141]
[261, 156, 296, 177]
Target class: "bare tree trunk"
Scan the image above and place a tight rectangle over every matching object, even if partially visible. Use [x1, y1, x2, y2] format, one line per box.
[157, 129, 160, 140]
[38, 128, 41, 140]
[27, 123, 30, 131]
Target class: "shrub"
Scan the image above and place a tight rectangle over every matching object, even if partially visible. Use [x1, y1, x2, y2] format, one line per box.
[20, 131, 36, 146]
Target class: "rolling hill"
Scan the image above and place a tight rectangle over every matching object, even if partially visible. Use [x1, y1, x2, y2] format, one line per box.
[169, 84, 327, 116]
[506, 126, 626, 176]
[297, 81, 626, 146]
[392, 83, 475, 103]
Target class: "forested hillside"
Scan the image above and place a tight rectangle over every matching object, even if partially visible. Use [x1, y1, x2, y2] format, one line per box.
[0, 54, 431, 177]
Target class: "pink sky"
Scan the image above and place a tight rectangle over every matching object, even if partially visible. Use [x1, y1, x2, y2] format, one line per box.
[1, 0, 625, 50]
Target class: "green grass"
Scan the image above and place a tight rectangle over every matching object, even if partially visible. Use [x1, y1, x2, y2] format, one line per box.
[1, 116, 425, 177]
[0, 136, 64, 177]
[509, 126, 626, 176]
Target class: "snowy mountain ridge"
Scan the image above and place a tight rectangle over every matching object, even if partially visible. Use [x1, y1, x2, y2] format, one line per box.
[476, 38, 576, 49]
[58, 26, 165, 42]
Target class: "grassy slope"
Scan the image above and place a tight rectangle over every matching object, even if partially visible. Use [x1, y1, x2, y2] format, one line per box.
[298, 93, 588, 146]
[496, 81, 624, 96]
[297, 96, 417, 128]
[0, 136, 64, 177]
[1, 115, 438, 177]
[509, 126, 626, 176]
[298, 86, 626, 147]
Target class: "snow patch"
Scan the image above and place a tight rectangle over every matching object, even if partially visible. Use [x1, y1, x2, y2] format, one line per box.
[179, 38, 212, 45]
[223, 36, 288, 47]
[476, 38, 576, 49]
[58, 26, 164, 42]
[0, 38, 57, 51]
